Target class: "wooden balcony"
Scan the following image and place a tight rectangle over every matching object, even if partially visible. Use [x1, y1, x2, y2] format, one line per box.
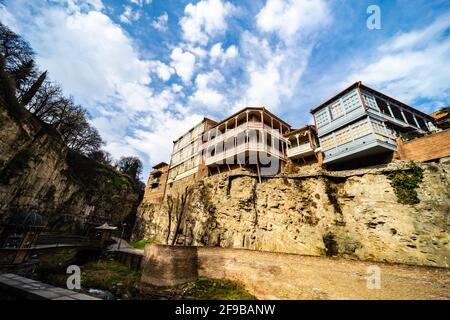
[286, 143, 314, 159]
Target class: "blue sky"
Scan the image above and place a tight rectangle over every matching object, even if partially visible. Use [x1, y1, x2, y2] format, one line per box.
[1, 0, 449, 180]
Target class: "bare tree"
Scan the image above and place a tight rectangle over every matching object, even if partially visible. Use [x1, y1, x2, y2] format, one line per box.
[166, 186, 192, 245]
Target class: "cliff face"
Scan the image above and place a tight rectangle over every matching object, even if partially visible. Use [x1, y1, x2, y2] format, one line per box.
[0, 101, 140, 233]
[135, 162, 450, 268]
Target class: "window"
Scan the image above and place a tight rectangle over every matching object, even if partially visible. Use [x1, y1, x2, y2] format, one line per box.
[342, 90, 361, 113]
[330, 102, 345, 120]
[335, 127, 352, 145]
[362, 93, 379, 111]
[320, 134, 335, 151]
[351, 118, 371, 139]
[371, 119, 394, 138]
[315, 109, 330, 128]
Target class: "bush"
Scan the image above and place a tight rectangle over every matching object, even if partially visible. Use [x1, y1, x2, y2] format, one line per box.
[387, 163, 424, 205]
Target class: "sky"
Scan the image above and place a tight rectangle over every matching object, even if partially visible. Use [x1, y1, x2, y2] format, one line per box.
[1, 0, 449, 180]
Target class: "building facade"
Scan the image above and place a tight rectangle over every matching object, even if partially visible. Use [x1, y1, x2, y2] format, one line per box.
[143, 162, 169, 204]
[284, 125, 320, 164]
[167, 118, 217, 185]
[201, 107, 291, 176]
[311, 82, 434, 165]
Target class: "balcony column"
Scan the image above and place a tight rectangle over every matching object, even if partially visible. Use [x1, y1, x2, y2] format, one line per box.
[386, 102, 394, 118]
[400, 108, 408, 123]
[412, 114, 421, 129]
[225, 122, 227, 158]
[296, 135, 300, 151]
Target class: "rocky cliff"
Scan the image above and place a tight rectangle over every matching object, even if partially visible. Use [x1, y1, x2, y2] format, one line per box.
[0, 100, 141, 233]
[135, 161, 450, 268]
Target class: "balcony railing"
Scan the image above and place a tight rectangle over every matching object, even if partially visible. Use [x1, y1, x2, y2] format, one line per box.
[286, 143, 314, 158]
[204, 142, 285, 165]
[202, 122, 286, 150]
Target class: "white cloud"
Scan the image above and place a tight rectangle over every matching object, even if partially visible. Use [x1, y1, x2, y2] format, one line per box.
[170, 47, 196, 83]
[151, 12, 168, 32]
[119, 6, 141, 24]
[129, 0, 152, 6]
[381, 12, 450, 52]
[180, 0, 236, 46]
[190, 70, 225, 109]
[149, 60, 174, 81]
[256, 0, 331, 40]
[346, 13, 450, 106]
[209, 42, 238, 66]
[126, 113, 204, 165]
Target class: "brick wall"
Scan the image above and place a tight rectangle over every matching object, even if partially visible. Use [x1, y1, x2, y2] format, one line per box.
[140, 244, 449, 300]
[395, 129, 450, 162]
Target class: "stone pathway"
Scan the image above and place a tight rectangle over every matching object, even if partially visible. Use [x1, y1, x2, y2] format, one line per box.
[0, 273, 100, 300]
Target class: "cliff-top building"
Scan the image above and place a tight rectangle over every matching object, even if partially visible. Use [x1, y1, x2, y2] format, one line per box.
[311, 82, 435, 166]
[143, 82, 440, 203]
[284, 125, 320, 165]
[201, 107, 291, 177]
[143, 162, 169, 204]
[167, 118, 217, 186]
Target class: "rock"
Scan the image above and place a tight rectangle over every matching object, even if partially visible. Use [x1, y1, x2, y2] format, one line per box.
[0, 96, 141, 232]
[134, 162, 450, 268]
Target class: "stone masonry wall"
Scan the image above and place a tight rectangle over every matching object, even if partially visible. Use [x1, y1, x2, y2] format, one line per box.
[395, 129, 450, 162]
[140, 244, 450, 300]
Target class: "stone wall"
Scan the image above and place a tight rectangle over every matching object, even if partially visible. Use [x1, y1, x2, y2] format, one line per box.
[135, 161, 450, 268]
[140, 244, 450, 300]
[395, 130, 450, 162]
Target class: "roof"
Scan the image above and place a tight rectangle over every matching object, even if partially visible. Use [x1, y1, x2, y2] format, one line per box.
[283, 125, 316, 138]
[208, 106, 292, 131]
[172, 117, 218, 144]
[152, 162, 168, 169]
[4, 212, 46, 229]
[310, 81, 434, 120]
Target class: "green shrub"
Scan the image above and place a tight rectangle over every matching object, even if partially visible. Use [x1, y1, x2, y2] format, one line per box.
[129, 238, 158, 250]
[387, 164, 424, 204]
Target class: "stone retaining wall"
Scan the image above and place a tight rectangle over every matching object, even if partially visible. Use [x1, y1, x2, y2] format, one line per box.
[140, 244, 450, 300]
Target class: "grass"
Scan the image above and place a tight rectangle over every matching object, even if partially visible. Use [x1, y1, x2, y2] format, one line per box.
[34, 250, 78, 287]
[81, 260, 141, 298]
[182, 279, 256, 300]
[129, 238, 158, 250]
[34, 252, 140, 299]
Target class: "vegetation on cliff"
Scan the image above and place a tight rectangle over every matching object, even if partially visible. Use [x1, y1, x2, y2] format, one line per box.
[0, 21, 144, 236]
[387, 163, 424, 204]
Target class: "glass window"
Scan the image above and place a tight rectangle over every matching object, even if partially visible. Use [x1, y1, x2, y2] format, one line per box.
[320, 134, 335, 151]
[342, 90, 361, 113]
[362, 93, 379, 110]
[351, 119, 372, 139]
[315, 109, 330, 128]
[330, 102, 345, 120]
